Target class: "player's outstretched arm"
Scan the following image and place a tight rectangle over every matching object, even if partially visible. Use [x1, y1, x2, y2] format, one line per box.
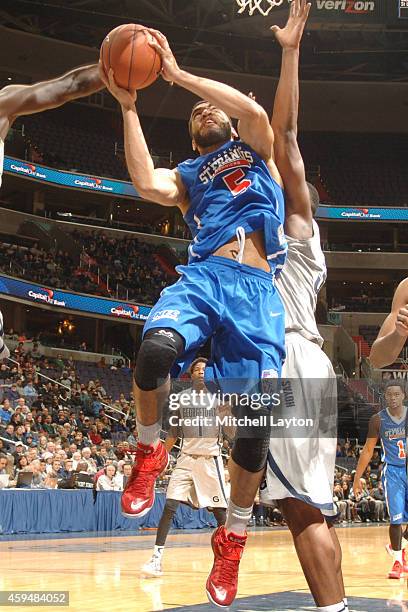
[369, 278, 408, 369]
[0, 64, 104, 139]
[352, 414, 380, 497]
[101, 68, 187, 210]
[271, 0, 312, 239]
[148, 28, 278, 173]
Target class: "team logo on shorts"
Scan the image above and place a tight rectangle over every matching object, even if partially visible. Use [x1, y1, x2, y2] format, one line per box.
[151, 309, 180, 322]
[261, 369, 278, 396]
[262, 369, 278, 378]
[156, 330, 176, 342]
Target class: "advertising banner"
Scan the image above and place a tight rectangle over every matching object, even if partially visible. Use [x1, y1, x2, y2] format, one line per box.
[314, 0, 385, 23]
[4, 157, 139, 199]
[316, 206, 408, 222]
[5, 156, 407, 224]
[0, 274, 151, 322]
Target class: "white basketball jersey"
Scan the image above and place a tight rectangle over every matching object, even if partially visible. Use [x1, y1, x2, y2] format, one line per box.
[172, 388, 222, 456]
[0, 138, 4, 188]
[276, 220, 326, 347]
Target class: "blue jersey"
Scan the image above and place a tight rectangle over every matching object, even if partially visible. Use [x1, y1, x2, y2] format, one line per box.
[379, 407, 407, 467]
[177, 140, 287, 274]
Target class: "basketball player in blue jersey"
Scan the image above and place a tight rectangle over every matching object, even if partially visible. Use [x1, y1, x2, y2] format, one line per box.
[353, 381, 408, 579]
[0, 63, 103, 364]
[102, 28, 287, 607]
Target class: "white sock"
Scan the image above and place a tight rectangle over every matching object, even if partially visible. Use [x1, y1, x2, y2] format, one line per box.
[317, 603, 346, 612]
[225, 501, 252, 536]
[343, 598, 349, 611]
[137, 420, 161, 448]
[393, 549, 403, 564]
[153, 545, 164, 559]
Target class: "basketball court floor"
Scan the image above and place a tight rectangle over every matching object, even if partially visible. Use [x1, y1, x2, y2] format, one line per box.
[0, 525, 406, 611]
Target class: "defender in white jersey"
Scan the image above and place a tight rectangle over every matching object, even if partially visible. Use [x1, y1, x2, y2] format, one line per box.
[260, 3, 347, 611]
[0, 63, 103, 362]
[141, 358, 230, 577]
[263, 219, 337, 516]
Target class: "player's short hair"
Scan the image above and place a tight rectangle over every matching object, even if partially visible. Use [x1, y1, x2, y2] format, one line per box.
[190, 357, 208, 374]
[188, 100, 231, 138]
[307, 182, 320, 216]
[384, 380, 406, 394]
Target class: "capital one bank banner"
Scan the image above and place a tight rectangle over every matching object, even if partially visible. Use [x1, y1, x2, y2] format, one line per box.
[3, 156, 139, 199]
[0, 274, 152, 322]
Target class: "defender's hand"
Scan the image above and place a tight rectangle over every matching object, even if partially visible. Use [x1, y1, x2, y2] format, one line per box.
[148, 29, 181, 83]
[271, 0, 311, 50]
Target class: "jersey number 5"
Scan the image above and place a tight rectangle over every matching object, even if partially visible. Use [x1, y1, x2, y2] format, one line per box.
[397, 440, 406, 459]
[222, 169, 251, 196]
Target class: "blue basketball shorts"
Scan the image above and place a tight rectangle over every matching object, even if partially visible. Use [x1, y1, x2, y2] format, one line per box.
[143, 255, 285, 394]
[382, 463, 408, 524]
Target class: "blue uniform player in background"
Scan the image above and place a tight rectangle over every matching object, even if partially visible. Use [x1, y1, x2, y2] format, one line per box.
[102, 27, 287, 607]
[353, 380, 408, 579]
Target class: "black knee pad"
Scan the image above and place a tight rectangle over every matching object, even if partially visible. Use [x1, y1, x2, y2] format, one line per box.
[231, 437, 270, 473]
[134, 329, 184, 391]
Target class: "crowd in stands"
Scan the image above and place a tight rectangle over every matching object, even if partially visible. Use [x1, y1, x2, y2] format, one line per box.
[0, 230, 178, 305]
[0, 338, 137, 491]
[72, 230, 176, 303]
[0, 241, 76, 289]
[0, 335, 390, 530]
[242, 439, 389, 528]
[333, 441, 387, 524]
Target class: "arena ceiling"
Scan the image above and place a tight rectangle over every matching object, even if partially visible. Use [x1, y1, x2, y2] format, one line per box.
[0, 0, 407, 82]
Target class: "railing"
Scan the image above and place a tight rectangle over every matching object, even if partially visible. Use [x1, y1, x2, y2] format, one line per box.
[5, 355, 127, 423]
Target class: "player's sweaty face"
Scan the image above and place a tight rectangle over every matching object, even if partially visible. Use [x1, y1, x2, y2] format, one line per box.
[190, 103, 232, 148]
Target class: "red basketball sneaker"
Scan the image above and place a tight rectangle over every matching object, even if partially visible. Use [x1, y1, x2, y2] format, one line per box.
[121, 441, 168, 518]
[403, 548, 408, 575]
[388, 560, 404, 579]
[206, 526, 247, 608]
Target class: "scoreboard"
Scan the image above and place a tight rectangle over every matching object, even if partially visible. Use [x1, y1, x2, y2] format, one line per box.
[399, 0, 408, 18]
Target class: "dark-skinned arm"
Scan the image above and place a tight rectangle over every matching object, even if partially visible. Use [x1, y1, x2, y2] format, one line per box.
[0, 64, 104, 138]
[271, 0, 312, 239]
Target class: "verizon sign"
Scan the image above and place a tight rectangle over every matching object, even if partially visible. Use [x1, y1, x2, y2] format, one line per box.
[317, 0, 376, 13]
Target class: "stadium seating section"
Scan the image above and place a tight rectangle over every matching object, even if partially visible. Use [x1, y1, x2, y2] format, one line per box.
[0, 230, 177, 305]
[17, 108, 408, 207]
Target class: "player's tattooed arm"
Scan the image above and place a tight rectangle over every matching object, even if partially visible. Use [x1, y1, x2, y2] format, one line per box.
[369, 278, 408, 369]
[0, 64, 104, 138]
[352, 414, 380, 498]
[271, 0, 312, 239]
[101, 67, 188, 211]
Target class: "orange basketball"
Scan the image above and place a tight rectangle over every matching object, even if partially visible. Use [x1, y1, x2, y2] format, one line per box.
[100, 24, 162, 91]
